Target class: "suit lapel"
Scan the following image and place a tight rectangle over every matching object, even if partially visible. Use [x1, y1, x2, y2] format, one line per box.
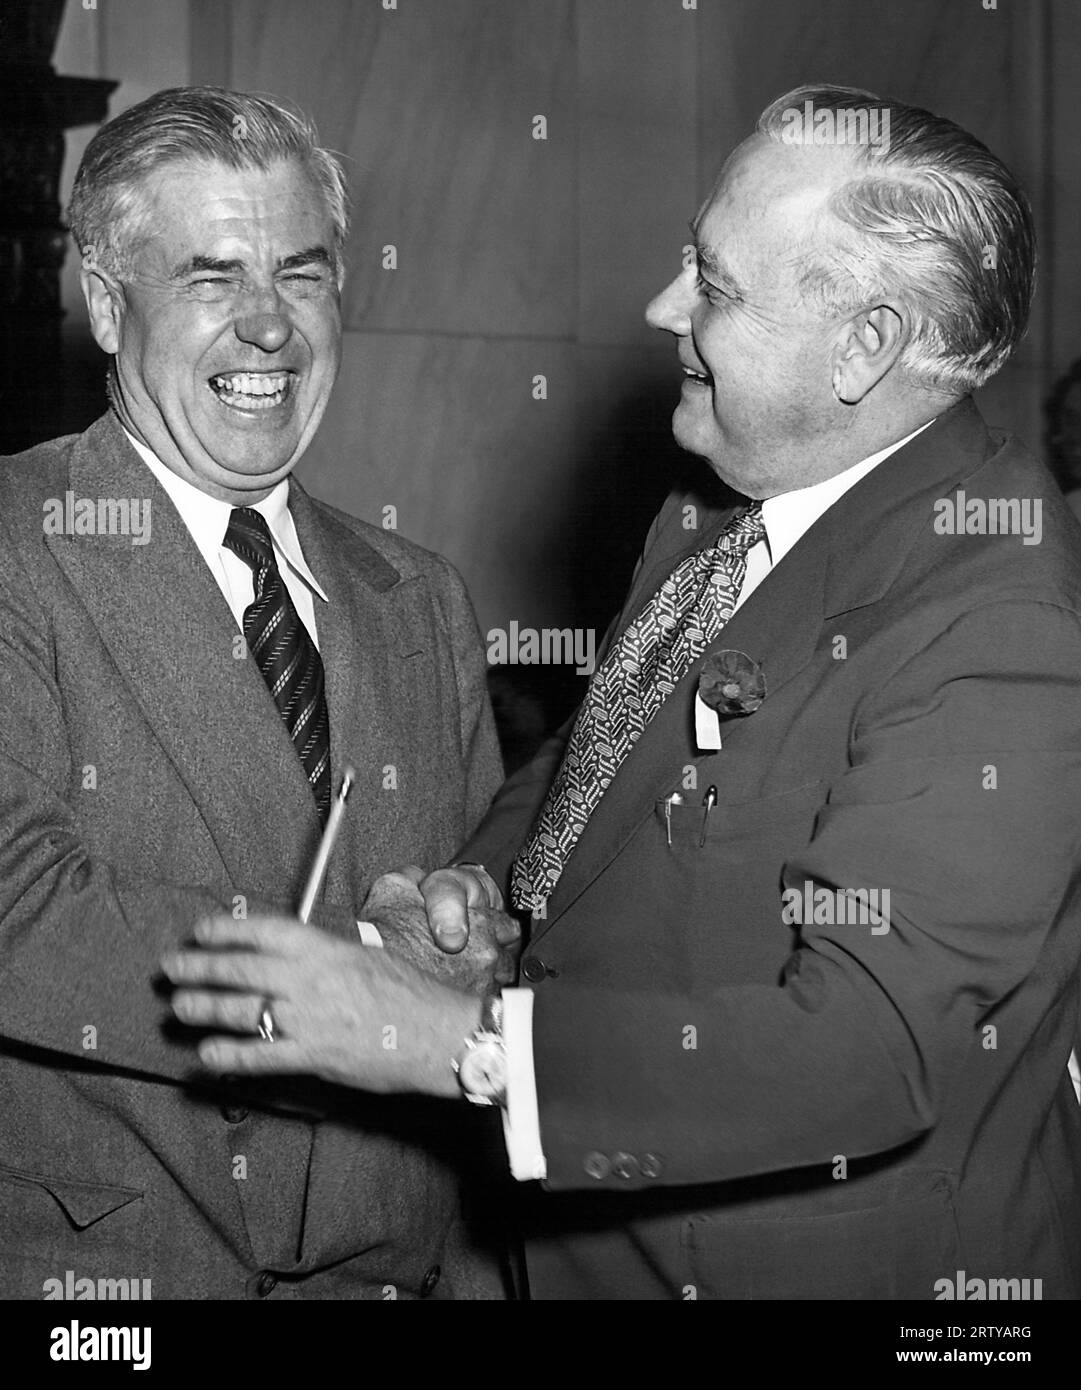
[537, 514, 829, 933]
[46, 414, 323, 897]
[534, 396, 994, 936]
[286, 481, 427, 919]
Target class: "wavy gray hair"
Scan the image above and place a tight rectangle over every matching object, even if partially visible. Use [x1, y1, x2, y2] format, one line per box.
[756, 84, 1035, 395]
[68, 85, 349, 283]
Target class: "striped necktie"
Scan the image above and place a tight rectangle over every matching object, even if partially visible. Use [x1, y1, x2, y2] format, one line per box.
[511, 502, 766, 913]
[223, 507, 332, 824]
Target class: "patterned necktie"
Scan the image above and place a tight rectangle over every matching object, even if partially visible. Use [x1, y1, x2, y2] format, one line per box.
[511, 502, 765, 913]
[223, 507, 332, 825]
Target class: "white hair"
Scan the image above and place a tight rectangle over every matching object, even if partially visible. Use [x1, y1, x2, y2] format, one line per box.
[756, 84, 1036, 394]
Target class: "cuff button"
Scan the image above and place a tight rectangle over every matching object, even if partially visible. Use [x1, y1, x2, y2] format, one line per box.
[583, 1151, 611, 1179]
[611, 1151, 640, 1180]
[521, 956, 548, 982]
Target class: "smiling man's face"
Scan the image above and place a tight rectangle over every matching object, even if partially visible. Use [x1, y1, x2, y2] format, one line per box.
[85, 157, 342, 502]
[645, 135, 864, 498]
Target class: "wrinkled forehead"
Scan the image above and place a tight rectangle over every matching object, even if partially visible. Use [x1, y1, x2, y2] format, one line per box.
[135, 156, 334, 252]
[694, 134, 859, 261]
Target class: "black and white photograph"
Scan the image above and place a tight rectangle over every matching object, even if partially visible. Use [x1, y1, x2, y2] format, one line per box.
[1, 0, 1080, 1361]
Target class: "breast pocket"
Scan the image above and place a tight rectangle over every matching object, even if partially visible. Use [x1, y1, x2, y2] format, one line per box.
[650, 781, 827, 985]
[656, 779, 827, 857]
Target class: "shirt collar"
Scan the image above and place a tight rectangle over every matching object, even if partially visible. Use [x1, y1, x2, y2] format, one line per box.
[760, 418, 937, 568]
[120, 426, 328, 603]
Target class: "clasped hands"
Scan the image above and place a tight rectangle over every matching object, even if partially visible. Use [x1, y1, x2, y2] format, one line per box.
[161, 866, 521, 1097]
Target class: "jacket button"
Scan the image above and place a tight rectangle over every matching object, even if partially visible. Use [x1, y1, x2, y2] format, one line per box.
[611, 1151, 640, 1180]
[641, 1152, 663, 1179]
[221, 1105, 248, 1124]
[420, 1264, 441, 1297]
[521, 956, 548, 983]
[256, 1271, 277, 1298]
[583, 1151, 610, 1180]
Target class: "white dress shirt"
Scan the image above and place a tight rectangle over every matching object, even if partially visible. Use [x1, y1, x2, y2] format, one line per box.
[125, 430, 387, 948]
[502, 420, 940, 1181]
[121, 427, 327, 646]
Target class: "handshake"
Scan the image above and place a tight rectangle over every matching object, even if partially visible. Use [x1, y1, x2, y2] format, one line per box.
[361, 863, 522, 995]
[161, 865, 523, 1097]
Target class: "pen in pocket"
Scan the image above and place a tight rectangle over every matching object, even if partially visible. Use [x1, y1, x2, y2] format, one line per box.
[664, 792, 683, 846]
[699, 785, 718, 846]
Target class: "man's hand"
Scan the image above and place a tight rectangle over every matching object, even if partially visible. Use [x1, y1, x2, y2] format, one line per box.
[362, 865, 521, 993]
[162, 915, 480, 1095]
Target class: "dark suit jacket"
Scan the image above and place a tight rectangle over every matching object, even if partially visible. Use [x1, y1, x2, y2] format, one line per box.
[463, 397, 1081, 1299]
[0, 412, 503, 1299]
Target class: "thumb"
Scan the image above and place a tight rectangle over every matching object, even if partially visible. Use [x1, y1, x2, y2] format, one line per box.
[421, 872, 472, 953]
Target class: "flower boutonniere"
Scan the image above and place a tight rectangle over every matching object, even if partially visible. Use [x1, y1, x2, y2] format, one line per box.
[698, 649, 766, 716]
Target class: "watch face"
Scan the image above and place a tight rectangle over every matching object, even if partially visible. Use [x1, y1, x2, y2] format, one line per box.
[459, 1041, 507, 1100]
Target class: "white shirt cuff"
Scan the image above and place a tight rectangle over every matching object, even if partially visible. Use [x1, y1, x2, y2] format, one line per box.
[356, 920, 384, 948]
[501, 987, 547, 1181]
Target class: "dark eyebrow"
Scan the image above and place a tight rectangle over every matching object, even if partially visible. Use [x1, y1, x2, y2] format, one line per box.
[171, 254, 245, 279]
[276, 246, 335, 272]
[170, 247, 335, 279]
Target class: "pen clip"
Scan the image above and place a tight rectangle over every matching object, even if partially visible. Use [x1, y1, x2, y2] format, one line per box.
[664, 791, 684, 847]
[699, 785, 717, 847]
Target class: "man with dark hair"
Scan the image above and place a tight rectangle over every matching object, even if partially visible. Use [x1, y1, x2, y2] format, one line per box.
[0, 86, 513, 1299]
[167, 86, 1081, 1300]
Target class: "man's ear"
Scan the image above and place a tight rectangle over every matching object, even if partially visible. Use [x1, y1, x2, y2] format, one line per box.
[80, 267, 125, 356]
[831, 303, 906, 404]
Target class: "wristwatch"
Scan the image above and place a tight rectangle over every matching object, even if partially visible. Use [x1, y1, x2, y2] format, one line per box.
[452, 993, 507, 1106]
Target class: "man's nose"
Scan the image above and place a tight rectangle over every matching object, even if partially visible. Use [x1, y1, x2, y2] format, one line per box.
[645, 267, 695, 336]
[233, 290, 293, 353]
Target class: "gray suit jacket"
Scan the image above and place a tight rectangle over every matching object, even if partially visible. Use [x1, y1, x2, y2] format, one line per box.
[0, 412, 504, 1299]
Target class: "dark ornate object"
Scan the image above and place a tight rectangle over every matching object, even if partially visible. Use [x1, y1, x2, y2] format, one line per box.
[0, 0, 115, 454]
[698, 648, 767, 716]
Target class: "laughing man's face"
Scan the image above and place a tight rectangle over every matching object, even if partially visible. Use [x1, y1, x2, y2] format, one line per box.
[88, 156, 342, 502]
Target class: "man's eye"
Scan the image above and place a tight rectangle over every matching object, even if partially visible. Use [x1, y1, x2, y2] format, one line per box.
[695, 273, 729, 304]
[282, 272, 324, 283]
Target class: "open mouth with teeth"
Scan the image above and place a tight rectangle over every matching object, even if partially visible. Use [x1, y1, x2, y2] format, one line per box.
[682, 366, 713, 387]
[208, 371, 295, 411]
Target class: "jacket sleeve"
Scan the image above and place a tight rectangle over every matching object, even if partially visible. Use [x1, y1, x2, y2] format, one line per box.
[428, 553, 505, 833]
[527, 599, 1081, 1190]
[0, 519, 357, 1083]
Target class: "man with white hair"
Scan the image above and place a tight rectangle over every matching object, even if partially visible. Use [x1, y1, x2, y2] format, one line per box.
[0, 86, 513, 1299]
[166, 86, 1081, 1300]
